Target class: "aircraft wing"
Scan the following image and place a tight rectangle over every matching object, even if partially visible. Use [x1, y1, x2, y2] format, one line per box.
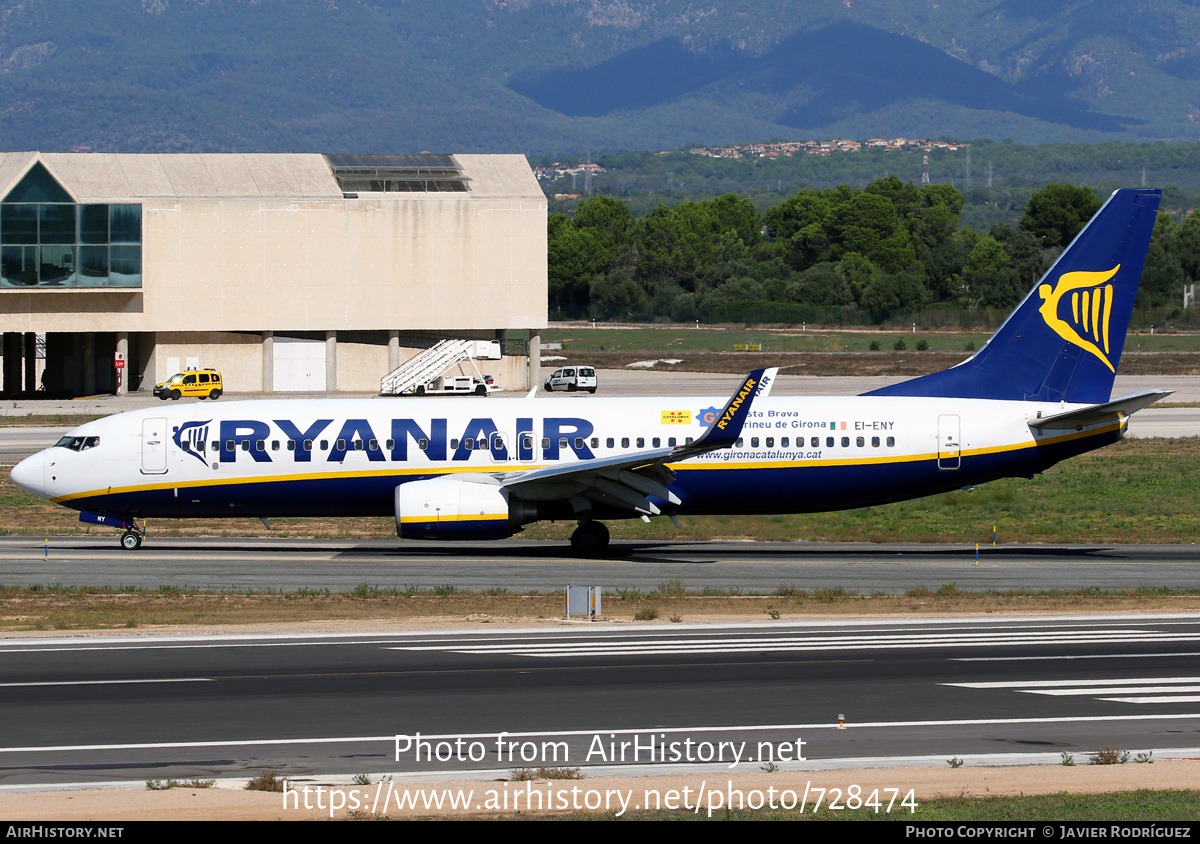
[1028, 388, 1173, 430]
[490, 368, 778, 518]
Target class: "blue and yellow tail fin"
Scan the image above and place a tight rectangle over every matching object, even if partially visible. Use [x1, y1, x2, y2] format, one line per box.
[867, 188, 1161, 404]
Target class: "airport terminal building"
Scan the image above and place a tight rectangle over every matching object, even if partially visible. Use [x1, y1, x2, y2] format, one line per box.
[0, 152, 547, 396]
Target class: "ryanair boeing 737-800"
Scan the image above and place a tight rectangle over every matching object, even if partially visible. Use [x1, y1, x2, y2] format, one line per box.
[10, 188, 1171, 555]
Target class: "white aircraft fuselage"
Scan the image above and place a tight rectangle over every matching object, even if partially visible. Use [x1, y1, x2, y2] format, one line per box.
[15, 393, 1121, 520]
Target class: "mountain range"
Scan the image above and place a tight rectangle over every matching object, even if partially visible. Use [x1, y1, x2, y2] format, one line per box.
[0, 0, 1197, 153]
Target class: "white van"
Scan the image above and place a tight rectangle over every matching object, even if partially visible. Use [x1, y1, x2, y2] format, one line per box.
[544, 366, 597, 393]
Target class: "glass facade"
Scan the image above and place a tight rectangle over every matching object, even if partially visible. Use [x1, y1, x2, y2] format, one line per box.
[0, 163, 141, 289]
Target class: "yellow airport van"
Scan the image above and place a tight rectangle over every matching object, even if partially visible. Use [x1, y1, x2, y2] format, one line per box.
[154, 368, 223, 400]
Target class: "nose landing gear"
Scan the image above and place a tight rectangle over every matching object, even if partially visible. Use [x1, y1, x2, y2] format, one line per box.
[80, 512, 146, 550]
[120, 529, 143, 550]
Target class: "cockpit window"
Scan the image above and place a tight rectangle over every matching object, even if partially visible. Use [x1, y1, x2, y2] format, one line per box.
[54, 435, 99, 452]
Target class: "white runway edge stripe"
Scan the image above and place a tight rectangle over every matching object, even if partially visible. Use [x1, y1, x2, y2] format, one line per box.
[0, 679, 211, 688]
[946, 676, 1200, 704]
[390, 629, 1200, 657]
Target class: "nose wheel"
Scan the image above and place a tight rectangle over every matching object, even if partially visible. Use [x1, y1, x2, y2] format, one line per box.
[570, 521, 609, 557]
[119, 521, 146, 550]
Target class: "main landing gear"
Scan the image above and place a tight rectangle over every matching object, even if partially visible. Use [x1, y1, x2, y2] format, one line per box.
[570, 521, 609, 557]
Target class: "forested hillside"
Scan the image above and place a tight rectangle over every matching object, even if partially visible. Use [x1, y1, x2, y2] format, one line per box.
[538, 139, 1200, 231]
[548, 181, 1200, 329]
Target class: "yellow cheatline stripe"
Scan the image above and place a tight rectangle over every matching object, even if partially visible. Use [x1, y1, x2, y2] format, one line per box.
[399, 514, 507, 524]
[672, 422, 1121, 472]
[51, 423, 1123, 504]
[51, 463, 518, 504]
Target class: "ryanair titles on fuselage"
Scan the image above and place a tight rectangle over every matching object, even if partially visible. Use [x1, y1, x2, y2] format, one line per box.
[167, 409, 902, 467]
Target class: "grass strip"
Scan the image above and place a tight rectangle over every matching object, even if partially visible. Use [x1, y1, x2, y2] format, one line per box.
[1, 584, 1198, 632]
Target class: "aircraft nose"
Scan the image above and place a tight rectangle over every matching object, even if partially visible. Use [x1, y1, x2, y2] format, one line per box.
[11, 452, 46, 498]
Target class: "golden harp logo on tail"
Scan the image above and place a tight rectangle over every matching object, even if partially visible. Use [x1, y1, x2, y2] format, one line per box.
[1037, 265, 1121, 373]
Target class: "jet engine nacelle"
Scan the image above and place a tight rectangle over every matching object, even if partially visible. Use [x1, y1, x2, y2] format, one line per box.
[394, 476, 536, 540]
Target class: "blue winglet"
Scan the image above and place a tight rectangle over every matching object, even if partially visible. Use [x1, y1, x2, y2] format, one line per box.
[866, 188, 1161, 404]
[693, 367, 777, 449]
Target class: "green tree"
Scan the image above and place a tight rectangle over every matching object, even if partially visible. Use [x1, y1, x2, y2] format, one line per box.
[1138, 211, 1183, 308]
[1020, 184, 1101, 248]
[547, 214, 607, 315]
[764, 189, 835, 271]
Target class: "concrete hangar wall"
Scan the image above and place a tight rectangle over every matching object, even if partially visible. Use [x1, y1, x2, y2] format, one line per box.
[0, 151, 547, 396]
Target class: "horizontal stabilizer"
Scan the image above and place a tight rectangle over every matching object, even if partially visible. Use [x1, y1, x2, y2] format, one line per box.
[1028, 389, 1173, 429]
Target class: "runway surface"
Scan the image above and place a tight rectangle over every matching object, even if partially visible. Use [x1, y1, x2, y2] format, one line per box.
[1, 614, 1198, 785]
[1, 537, 1198, 592]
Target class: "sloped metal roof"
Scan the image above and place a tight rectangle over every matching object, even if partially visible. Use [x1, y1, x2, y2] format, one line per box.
[0, 153, 542, 203]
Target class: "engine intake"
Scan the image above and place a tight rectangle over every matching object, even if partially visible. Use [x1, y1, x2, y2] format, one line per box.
[395, 477, 536, 540]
